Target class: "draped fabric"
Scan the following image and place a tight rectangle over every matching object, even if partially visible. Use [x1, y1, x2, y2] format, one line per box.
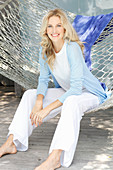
[72, 13, 113, 70]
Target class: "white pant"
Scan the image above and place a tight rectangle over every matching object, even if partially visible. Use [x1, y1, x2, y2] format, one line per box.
[8, 88, 99, 167]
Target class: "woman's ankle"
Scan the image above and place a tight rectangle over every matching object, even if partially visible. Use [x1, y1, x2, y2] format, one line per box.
[7, 134, 13, 141]
[52, 149, 62, 156]
[49, 149, 62, 163]
[6, 134, 15, 146]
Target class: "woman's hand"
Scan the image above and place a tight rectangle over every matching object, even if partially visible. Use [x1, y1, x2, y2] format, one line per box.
[32, 99, 63, 127]
[30, 94, 44, 126]
[30, 98, 63, 127]
[32, 107, 50, 127]
[30, 102, 43, 125]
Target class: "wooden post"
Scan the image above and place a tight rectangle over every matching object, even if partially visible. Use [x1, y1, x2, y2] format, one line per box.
[14, 82, 23, 98]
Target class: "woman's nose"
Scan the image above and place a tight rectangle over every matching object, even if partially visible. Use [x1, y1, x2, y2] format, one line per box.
[52, 27, 57, 33]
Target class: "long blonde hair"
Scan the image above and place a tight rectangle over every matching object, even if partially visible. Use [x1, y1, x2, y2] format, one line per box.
[40, 8, 84, 70]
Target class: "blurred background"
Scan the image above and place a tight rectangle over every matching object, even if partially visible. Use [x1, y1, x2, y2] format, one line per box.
[52, 0, 113, 15]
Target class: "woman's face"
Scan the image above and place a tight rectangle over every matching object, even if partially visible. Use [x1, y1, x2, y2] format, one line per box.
[46, 16, 65, 43]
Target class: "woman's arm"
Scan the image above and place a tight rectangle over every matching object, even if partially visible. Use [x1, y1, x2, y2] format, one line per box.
[44, 99, 63, 112]
[30, 47, 51, 126]
[30, 94, 44, 125]
[37, 47, 51, 97]
[35, 94, 44, 106]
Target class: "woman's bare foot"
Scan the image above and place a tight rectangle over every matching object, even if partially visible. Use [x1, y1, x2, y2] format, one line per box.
[0, 135, 17, 158]
[35, 149, 62, 170]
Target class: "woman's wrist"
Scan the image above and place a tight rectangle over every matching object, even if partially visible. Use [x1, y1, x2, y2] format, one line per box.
[36, 94, 44, 106]
[35, 101, 43, 109]
[44, 99, 62, 113]
[35, 100, 43, 105]
[44, 105, 52, 112]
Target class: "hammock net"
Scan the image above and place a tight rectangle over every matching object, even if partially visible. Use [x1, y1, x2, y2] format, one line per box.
[0, 0, 113, 112]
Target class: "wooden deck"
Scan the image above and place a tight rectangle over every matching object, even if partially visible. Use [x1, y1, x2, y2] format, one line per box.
[0, 86, 113, 170]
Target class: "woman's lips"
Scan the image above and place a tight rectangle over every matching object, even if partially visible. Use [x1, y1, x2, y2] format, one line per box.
[51, 34, 59, 37]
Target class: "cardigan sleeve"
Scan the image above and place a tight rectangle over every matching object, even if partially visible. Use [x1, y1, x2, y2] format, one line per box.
[57, 42, 84, 103]
[37, 47, 51, 97]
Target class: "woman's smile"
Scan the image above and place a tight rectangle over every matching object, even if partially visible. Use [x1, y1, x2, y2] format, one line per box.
[51, 33, 60, 37]
[47, 16, 65, 43]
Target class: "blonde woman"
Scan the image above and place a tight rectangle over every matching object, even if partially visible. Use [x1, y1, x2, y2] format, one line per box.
[0, 9, 109, 170]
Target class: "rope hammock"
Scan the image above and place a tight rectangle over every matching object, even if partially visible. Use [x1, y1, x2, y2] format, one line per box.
[0, 0, 113, 112]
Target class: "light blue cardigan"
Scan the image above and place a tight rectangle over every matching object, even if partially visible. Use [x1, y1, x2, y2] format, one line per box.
[37, 41, 109, 104]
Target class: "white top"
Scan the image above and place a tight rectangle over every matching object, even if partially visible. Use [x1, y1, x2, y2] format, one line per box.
[53, 41, 86, 91]
[53, 42, 71, 91]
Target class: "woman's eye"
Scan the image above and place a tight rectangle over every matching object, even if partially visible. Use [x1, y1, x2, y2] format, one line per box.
[48, 25, 52, 28]
[57, 25, 61, 27]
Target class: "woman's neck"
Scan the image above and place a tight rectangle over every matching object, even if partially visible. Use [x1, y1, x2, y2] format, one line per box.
[53, 40, 64, 53]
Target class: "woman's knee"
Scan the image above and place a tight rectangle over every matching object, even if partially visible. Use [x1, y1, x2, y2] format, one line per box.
[63, 95, 79, 107]
[61, 95, 82, 120]
[61, 96, 79, 115]
[63, 95, 85, 113]
[23, 89, 37, 99]
[62, 95, 87, 118]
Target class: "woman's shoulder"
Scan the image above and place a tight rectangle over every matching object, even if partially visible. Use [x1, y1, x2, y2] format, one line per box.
[66, 41, 80, 49]
[66, 41, 81, 53]
[66, 41, 84, 62]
